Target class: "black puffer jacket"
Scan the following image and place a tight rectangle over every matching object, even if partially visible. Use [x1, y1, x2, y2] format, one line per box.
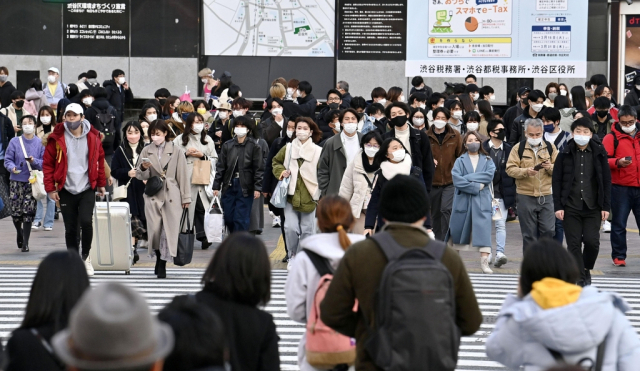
[213, 137, 264, 196]
[85, 98, 121, 156]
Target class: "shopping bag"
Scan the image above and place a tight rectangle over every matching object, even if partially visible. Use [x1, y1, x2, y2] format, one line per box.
[174, 209, 195, 266]
[270, 177, 290, 208]
[19, 137, 46, 200]
[204, 196, 224, 243]
[191, 159, 212, 185]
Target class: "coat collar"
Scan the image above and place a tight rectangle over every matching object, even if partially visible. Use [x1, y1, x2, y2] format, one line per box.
[148, 141, 174, 173]
[461, 152, 488, 174]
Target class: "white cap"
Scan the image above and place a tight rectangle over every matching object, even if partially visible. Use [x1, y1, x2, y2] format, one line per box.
[48, 67, 60, 74]
[64, 103, 84, 116]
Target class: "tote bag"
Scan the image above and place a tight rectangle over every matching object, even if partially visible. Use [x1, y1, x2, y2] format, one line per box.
[204, 196, 224, 243]
[192, 158, 212, 185]
[174, 209, 195, 266]
[19, 137, 46, 200]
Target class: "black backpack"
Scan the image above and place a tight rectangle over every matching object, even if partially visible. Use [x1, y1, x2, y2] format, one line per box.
[95, 107, 116, 148]
[517, 139, 555, 160]
[366, 231, 458, 371]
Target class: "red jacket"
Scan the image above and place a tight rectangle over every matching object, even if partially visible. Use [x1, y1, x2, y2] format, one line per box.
[603, 123, 640, 187]
[43, 122, 106, 193]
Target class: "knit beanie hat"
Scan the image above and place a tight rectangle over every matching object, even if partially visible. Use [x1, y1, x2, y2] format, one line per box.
[379, 174, 430, 224]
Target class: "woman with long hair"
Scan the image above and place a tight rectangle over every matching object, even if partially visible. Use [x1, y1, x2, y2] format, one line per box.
[285, 195, 365, 370]
[138, 103, 160, 144]
[570, 86, 588, 111]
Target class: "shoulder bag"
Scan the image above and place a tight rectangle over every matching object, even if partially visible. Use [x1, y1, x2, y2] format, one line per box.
[145, 153, 171, 197]
[113, 147, 133, 201]
[270, 144, 292, 209]
[19, 137, 47, 200]
[489, 182, 502, 221]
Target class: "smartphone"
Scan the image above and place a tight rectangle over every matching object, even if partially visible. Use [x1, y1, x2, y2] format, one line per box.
[625, 156, 632, 162]
[533, 163, 544, 171]
[13, 170, 21, 174]
[142, 158, 151, 163]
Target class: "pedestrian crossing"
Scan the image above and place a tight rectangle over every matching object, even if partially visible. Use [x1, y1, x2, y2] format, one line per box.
[1, 267, 640, 370]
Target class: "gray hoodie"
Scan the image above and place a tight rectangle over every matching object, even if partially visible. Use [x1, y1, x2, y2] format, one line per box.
[63, 120, 91, 195]
[486, 286, 640, 371]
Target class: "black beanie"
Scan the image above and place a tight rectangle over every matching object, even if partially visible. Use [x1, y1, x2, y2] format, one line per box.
[379, 174, 430, 224]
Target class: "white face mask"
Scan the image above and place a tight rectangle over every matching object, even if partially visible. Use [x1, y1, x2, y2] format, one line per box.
[286, 129, 294, 138]
[47, 75, 57, 84]
[531, 103, 544, 112]
[118, 77, 126, 85]
[398, 95, 405, 102]
[201, 78, 208, 84]
[419, 103, 426, 109]
[296, 89, 301, 96]
[573, 135, 591, 146]
[333, 122, 341, 132]
[172, 112, 182, 123]
[412, 118, 425, 127]
[22, 124, 34, 135]
[467, 122, 479, 131]
[364, 146, 379, 158]
[452, 110, 463, 119]
[146, 114, 157, 122]
[232, 110, 244, 118]
[287, 88, 294, 96]
[234, 127, 248, 137]
[592, 85, 597, 91]
[218, 111, 228, 120]
[560, 90, 567, 96]
[343, 123, 357, 134]
[296, 130, 310, 141]
[527, 137, 542, 147]
[433, 120, 447, 129]
[621, 124, 637, 134]
[272, 108, 283, 116]
[472, 93, 479, 100]
[192, 123, 204, 134]
[391, 149, 406, 162]
[82, 98, 93, 106]
[437, 103, 444, 108]
[489, 95, 496, 102]
[40, 116, 51, 125]
[378, 98, 387, 105]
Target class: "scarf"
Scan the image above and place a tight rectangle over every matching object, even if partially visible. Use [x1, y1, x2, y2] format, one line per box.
[286, 139, 321, 200]
[361, 151, 380, 173]
[380, 155, 412, 180]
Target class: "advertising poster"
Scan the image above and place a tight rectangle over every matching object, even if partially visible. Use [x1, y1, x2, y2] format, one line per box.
[63, 1, 129, 57]
[624, 15, 640, 90]
[406, 0, 587, 77]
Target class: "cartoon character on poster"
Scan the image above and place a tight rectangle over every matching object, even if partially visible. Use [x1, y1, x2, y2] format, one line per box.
[431, 10, 453, 33]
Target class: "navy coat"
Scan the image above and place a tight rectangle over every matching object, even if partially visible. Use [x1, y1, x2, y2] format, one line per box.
[482, 140, 516, 208]
[111, 144, 146, 220]
[446, 153, 495, 247]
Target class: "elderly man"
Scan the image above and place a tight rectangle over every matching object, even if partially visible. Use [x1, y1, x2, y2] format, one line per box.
[506, 118, 558, 250]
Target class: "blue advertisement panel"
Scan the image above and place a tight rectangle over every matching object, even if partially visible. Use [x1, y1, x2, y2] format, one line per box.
[405, 0, 587, 78]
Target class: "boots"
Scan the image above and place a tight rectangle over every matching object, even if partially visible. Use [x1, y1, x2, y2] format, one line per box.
[480, 256, 493, 274]
[154, 250, 166, 279]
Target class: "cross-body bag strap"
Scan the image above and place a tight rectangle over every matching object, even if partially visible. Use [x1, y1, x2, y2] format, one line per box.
[30, 328, 66, 369]
[118, 146, 134, 187]
[19, 137, 34, 173]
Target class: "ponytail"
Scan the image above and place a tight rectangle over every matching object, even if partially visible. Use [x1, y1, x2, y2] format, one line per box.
[336, 225, 351, 251]
[317, 195, 355, 250]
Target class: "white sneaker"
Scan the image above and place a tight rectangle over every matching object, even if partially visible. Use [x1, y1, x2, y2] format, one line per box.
[31, 222, 41, 230]
[83, 256, 95, 276]
[44, 227, 53, 231]
[481, 256, 493, 274]
[287, 255, 295, 271]
[603, 220, 611, 233]
[272, 216, 281, 228]
[494, 252, 508, 268]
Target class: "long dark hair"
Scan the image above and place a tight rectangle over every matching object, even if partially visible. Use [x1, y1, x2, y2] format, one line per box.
[462, 131, 488, 155]
[162, 96, 180, 116]
[37, 105, 56, 129]
[375, 137, 409, 164]
[122, 121, 144, 158]
[20, 251, 90, 332]
[201, 233, 271, 307]
[570, 86, 588, 110]
[182, 113, 210, 146]
[520, 238, 580, 297]
[139, 103, 159, 123]
[477, 100, 493, 121]
[149, 119, 176, 142]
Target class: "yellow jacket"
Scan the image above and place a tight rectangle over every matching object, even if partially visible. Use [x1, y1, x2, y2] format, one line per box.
[506, 140, 557, 197]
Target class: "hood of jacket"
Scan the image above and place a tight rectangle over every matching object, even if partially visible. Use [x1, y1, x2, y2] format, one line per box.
[102, 79, 118, 89]
[50, 119, 96, 144]
[91, 97, 112, 111]
[25, 88, 45, 101]
[502, 285, 629, 353]
[300, 232, 366, 266]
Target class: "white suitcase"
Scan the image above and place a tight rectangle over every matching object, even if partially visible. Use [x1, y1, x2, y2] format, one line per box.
[90, 193, 133, 274]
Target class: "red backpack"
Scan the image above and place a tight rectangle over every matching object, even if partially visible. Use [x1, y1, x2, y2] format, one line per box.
[303, 249, 356, 369]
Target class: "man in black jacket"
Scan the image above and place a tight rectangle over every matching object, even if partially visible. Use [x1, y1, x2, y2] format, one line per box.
[502, 86, 530, 141]
[213, 116, 264, 233]
[0, 111, 15, 185]
[552, 117, 611, 287]
[383, 102, 434, 191]
[409, 75, 433, 99]
[293, 80, 317, 118]
[315, 89, 343, 140]
[0, 66, 17, 108]
[336, 81, 352, 109]
[84, 87, 121, 166]
[103, 68, 133, 124]
[508, 89, 546, 146]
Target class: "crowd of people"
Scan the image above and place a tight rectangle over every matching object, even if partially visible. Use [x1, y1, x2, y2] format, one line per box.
[0, 66, 640, 370]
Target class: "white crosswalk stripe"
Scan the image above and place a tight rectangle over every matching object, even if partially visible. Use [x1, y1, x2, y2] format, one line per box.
[1, 267, 640, 370]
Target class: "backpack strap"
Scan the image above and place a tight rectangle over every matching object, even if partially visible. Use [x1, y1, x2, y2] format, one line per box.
[594, 338, 607, 371]
[518, 140, 526, 160]
[371, 231, 445, 262]
[303, 249, 333, 276]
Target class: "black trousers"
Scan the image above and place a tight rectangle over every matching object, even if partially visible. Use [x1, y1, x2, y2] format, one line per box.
[59, 188, 95, 256]
[563, 206, 601, 277]
[194, 193, 208, 243]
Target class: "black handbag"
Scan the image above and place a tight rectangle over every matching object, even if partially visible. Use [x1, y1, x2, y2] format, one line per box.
[144, 159, 170, 197]
[174, 209, 195, 266]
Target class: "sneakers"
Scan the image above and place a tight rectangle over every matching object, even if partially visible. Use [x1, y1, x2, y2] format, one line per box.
[603, 220, 611, 233]
[613, 258, 626, 267]
[494, 252, 508, 268]
[272, 216, 281, 228]
[82, 254, 95, 276]
[44, 227, 53, 231]
[287, 255, 295, 271]
[32, 222, 41, 230]
[480, 256, 493, 274]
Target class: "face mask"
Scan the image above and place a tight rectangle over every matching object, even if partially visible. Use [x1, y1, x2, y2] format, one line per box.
[466, 122, 479, 131]
[287, 88, 294, 96]
[201, 78, 208, 84]
[82, 98, 93, 106]
[296, 89, 301, 96]
[591, 85, 597, 91]
[391, 149, 406, 162]
[548, 93, 558, 100]
[419, 103, 426, 109]
[40, 116, 52, 125]
[48, 75, 57, 84]
[328, 102, 340, 110]
[159, 98, 167, 106]
[272, 108, 283, 116]
[151, 135, 165, 146]
[233, 110, 244, 118]
[15, 100, 24, 108]
[343, 123, 357, 134]
[0, 75, 7, 83]
[531, 103, 544, 112]
[364, 146, 379, 157]
[181, 112, 190, 121]
[466, 142, 480, 153]
[296, 130, 310, 141]
[412, 118, 425, 127]
[544, 124, 555, 132]
[452, 110, 463, 119]
[218, 111, 228, 120]
[390, 116, 407, 127]
[472, 93, 479, 100]
[494, 129, 506, 141]
[527, 137, 542, 147]
[234, 127, 248, 137]
[117, 77, 126, 85]
[333, 122, 341, 132]
[127, 132, 140, 143]
[66, 120, 82, 130]
[197, 108, 207, 115]
[621, 124, 637, 134]
[433, 120, 447, 129]
[437, 103, 445, 108]
[560, 90, 567, 96]
[596, 110, 609, 118]
[378, 98, 387, 105]
[146, 114, 157, 122]
[489, 95, 496, 102]
[192, 123, 205, 134]
[286, 129, 294, 138]
[22, 124, 34, 135]
[172, 112, 182, 123]
[88, 78, 97, 84]
[574, 135, 591, 146]
[398, 95, 405, 102]
[585, 90, 594, 98]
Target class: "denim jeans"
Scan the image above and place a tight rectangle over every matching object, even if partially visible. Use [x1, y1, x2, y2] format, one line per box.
[554, 217, 564, 245]
[610, 185, 640, 260]
[220, 178, 254, 233]
[34, 196, 56, 228]
[493, 198, 507, 254]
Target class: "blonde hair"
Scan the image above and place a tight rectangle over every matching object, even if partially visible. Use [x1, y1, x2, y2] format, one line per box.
[198, 68, 213, 78]
[270, 83, 286, 99]
[177, 101, 194, 114]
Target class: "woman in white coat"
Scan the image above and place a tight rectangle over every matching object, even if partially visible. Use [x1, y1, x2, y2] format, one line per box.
[174, 113, 217, 249]
[339, 130, 383, 234]
[285, 195, 365, 371]
[137, 120, 191, 279]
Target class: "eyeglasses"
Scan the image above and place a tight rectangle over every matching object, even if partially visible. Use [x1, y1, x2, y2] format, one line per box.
[620, 119, 637, 126]
[364, 144, 380, 149]
[327, 97, 341, 103]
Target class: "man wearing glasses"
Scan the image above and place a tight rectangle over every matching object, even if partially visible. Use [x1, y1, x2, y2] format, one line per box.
[603, 105, 640, 267]
[315, 89, 344, 141]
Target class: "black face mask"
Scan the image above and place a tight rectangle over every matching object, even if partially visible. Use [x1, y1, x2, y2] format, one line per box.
[596, 110, 609, 118]
[493, 128, 506, 141]
[159, 99, 167, 107]
[391, 116, 408, 127]
[15, 100, 24, 108]
[328, 102, 340, 110]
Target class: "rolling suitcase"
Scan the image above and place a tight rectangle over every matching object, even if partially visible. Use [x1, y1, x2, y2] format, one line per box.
[90, 192, 133, 274]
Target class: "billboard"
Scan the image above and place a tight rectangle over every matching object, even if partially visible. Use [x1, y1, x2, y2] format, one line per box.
[63, 1, 129, 57]
[405, 0, 588, 78]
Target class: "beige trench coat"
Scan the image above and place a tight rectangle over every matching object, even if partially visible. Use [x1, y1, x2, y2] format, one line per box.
[136, 141, 191, 257]
[173, 133, 218, 223]
[339, 150, 376, 218]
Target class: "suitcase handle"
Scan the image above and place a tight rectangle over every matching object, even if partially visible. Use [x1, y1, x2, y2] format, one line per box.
[94, 192, 113, 262]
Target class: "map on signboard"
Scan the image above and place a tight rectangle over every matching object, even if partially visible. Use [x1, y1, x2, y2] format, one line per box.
[203, 0, 335, 57]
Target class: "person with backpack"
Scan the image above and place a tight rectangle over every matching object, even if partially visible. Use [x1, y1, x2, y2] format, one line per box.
[103, 69, 133, 124]
[285, 195, 365, 371]
[321, 174, 482, 371]
[506, 118, 558, 250]
[84, 87, 121, 167]
[486, 239, 640, 370]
